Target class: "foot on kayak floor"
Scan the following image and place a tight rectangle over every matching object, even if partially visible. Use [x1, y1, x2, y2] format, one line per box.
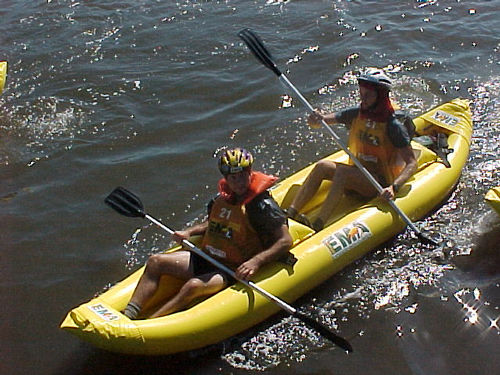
[122, 302, 141, 319]
[312, 218, 324, 232]
[285, 207, 313, 227]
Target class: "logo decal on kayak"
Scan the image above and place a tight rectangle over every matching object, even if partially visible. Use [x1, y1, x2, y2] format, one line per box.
[431, 110, 459, 127]
[88, 303, 120, 321]
[323, 222, 372, 258]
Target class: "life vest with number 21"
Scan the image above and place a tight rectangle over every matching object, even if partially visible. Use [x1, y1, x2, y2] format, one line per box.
[201, 171, 277, 268]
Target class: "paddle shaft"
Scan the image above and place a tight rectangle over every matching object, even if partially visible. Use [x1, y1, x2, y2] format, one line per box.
[278, 75, 425, 238]
[146, 214, 298, 314]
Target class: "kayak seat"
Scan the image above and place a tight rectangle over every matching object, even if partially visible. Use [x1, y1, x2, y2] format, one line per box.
[288, 218, 315, 246]
[411, 141, 440, 171]
[279, 183, 301, 210]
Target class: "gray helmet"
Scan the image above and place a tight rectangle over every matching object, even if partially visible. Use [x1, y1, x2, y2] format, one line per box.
[358, 68, 392, 90]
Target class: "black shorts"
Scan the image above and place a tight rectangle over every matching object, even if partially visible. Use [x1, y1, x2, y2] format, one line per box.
[190, 252, 232, 282]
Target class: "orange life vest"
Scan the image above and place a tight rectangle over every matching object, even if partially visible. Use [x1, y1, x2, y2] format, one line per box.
[201, 171, 277, 268]
[348, 115, 405, 184]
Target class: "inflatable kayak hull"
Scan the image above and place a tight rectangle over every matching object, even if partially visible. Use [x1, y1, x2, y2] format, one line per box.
[61, 98, 472, 355]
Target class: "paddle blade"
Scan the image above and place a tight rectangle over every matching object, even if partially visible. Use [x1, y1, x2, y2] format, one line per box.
[238, 28, 282, 77]
[105, 187, 146, 218]
[295, 311, 353, 353]
[418, 232, 441, 247]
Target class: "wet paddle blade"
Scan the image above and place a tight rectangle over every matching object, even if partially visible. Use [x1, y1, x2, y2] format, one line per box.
[418, 232, 441, 247]
[295, 311, 353, 353]
[238, 28, 282, 77]
[411, 223, 442, 247]
[105, 187, 146, 218]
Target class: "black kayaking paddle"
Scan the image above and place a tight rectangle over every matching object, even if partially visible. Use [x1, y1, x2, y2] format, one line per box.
[105, 187, 353, 352]
[238, 28, 439, 247]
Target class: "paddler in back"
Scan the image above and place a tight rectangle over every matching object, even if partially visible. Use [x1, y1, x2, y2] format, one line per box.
[122, 147, 292, 319]
[286, 68, 418, 231]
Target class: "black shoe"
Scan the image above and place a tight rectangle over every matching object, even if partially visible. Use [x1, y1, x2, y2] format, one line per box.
[285, 207, 298, 219]
[312, 218, 324, 232]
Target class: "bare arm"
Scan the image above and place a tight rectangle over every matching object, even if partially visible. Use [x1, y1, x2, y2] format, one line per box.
[308, 111, 339, 129]
[380, 145, 418, 200]
[235, 224, 293, 280]
[172, 221, 208, 243]
[393, 146, 418, 188]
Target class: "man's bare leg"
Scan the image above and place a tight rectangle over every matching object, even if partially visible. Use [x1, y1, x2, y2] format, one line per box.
[315, 165, 378, 229]
[288, 160, 337, 215]
[123, 251, 192, 319]
[149, 273, 226, 318]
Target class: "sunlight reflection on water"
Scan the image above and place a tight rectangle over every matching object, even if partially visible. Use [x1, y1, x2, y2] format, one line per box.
[218, 77, 499, 371]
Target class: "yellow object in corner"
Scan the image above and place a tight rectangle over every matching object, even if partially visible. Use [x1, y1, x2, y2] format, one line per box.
[485, 187, 500, 215]
[0, 61, 7, 94]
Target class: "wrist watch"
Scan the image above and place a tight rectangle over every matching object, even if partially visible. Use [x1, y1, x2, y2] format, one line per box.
[392, 183, 401, 192]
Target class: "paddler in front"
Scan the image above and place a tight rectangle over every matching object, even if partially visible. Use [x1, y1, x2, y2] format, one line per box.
[122, 147, 292, 319]
[286, 68, 418, 231]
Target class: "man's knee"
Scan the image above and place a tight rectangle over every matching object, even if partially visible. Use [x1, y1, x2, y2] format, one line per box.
[179, 278, 206, 299]
[312, 160, 336, 179]
[145, 254, 166, 274]
[181, 276, 225, 299]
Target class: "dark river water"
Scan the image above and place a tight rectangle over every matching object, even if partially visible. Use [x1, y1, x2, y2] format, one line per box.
[1, 1, 499, 374]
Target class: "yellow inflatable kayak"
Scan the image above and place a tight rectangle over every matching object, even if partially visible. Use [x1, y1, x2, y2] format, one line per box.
[0, 61, 7, 94]
[485, 187, 500, 215]
[61, 98, 472, 355]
